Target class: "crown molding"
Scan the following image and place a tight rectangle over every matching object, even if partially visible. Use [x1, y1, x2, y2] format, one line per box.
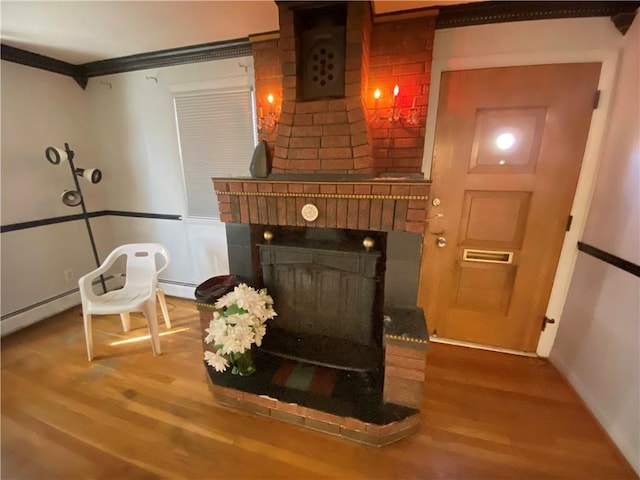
[3, 1, 638, 90]
[81, 38, 252, 78]
[611, 11, 638, 35]
[248, 31, 280, 43]
[1, 37, 252, 90]
[374, 7, 439, 24]
[1, 44, 87, 88]
[436, 1, 639, 33]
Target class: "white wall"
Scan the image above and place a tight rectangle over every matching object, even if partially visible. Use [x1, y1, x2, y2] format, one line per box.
[85, 58, 254, 296]
[550, 15, 640, 474]
[1, 57, 253, 333]
[0, 61, 113, 334]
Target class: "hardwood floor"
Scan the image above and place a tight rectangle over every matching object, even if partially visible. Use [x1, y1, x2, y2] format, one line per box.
[1, 297, 636, 479]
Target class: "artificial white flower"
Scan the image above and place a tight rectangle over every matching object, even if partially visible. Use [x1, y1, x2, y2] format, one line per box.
[205, 316, 226, 343]
[204, 350, 229, 372]
[259, 289, 274, 305]
[214, 290, 239, 310]
[220, 324, 254, 355]
[204, 284, 277, 372]
[253, 323, 267, 346]
[234, 284, 264, 312]
[224, 313, 251, 327]
[263, 306, 277, 321]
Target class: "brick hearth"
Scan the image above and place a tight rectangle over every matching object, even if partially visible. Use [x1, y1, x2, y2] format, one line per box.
[211, 384, 420, 446]
[198, 303, 428, 446]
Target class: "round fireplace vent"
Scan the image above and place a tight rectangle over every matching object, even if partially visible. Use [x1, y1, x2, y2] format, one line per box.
[307, 42, 340, 89]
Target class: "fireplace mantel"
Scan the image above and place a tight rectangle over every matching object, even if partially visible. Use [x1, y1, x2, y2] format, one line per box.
[213, 177, 430, 233]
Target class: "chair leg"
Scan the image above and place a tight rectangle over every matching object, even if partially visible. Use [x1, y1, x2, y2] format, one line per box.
[120, 312, 131, 332]
[156, 288, 171, 329]
[141, 300, 161, 357]
[83, 312, 94, 361]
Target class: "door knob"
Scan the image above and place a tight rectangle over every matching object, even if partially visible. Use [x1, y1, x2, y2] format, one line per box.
[436, 236, 447, 248]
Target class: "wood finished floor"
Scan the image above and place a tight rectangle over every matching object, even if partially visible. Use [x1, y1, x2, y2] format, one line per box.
[1, 297, 636, 480]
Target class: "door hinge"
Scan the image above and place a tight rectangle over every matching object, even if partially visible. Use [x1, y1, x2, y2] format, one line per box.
[566, 215, 573, 231]
[593, 90, 601, 109]
[541, 316, 556, 331]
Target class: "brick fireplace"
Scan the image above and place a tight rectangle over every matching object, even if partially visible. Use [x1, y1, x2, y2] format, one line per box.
[197, 1, 436, 445]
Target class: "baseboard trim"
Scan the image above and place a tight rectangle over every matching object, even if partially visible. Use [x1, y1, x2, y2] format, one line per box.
[0, 290, 81, 337]
[550, 354, 639, 475]
[429, 336, 538, 357]
[159, 281, 197, 300]
[1, 277, 196, 337]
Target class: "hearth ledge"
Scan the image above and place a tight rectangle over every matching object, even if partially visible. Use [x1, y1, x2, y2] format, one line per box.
[211, 383, 420, 447]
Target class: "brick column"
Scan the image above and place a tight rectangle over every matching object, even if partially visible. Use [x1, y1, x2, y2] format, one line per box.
[382, 306, 429, 408]
[368, 14, 436, 174]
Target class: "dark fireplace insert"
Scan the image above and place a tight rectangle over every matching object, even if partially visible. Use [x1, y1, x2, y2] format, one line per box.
[257, 226, 387, 372]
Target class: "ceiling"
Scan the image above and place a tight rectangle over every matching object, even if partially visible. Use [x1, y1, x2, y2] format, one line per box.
[0, 1, 455, 65]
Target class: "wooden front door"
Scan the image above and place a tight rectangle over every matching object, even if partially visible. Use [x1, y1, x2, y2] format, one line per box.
[418, 63, 601, 352]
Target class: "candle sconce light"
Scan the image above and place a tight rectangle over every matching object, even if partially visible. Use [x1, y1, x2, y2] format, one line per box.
[375, 85, 419, 126]
[257, 93, 280, 133]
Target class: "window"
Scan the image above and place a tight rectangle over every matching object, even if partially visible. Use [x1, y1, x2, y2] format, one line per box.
[174, 88, 256, 218]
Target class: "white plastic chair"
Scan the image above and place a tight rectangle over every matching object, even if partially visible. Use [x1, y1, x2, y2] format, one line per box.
[78, 243, 171, 361]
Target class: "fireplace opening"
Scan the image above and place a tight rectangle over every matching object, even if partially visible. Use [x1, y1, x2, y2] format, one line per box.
[256, 226, 386, 373]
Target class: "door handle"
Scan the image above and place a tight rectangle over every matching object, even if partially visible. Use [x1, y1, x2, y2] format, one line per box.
[436, 236, 447, 248]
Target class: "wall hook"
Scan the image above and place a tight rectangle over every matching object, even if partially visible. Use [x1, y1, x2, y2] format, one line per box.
[145, 76, 158, 83]
[99, 81, 112, 89]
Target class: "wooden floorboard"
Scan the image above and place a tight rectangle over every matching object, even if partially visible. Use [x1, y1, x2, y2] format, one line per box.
[1, 297, 636, 479]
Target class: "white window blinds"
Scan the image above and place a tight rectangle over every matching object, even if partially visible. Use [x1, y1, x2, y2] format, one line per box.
[174, 89, 256, 218]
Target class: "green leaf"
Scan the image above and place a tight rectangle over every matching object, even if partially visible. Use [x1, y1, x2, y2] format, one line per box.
[224, 304, 247, 316]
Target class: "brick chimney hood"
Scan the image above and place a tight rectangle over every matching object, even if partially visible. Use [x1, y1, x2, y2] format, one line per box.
[214, 1, 436, 233]
[270, 1, 375, 174]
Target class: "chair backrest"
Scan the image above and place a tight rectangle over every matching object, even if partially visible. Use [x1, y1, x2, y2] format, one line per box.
[113, 243, 170, 288]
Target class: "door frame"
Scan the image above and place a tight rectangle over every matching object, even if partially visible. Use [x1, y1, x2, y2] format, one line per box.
[421, 30, 621, 357]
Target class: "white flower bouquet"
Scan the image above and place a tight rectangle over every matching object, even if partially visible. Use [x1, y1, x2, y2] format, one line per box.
[203, 283, 277, 375]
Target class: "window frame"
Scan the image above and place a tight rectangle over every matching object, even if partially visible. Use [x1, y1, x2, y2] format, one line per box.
[172, 77, 257, 220]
